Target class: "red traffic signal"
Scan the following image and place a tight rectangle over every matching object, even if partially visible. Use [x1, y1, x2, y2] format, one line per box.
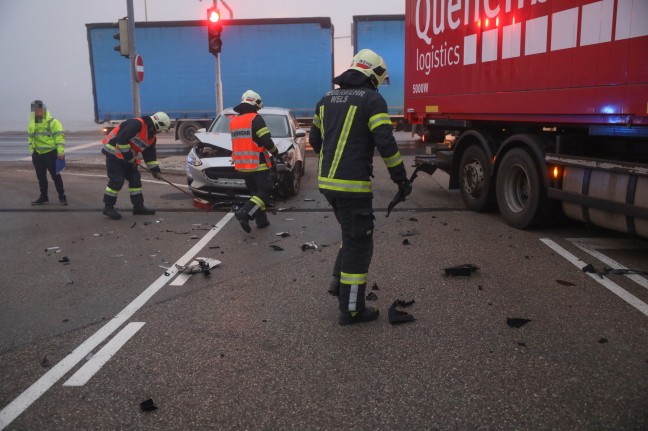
[207, 7, 222, 55]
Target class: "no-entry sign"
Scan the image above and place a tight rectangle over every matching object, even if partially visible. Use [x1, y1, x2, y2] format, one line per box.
[135, 55, 144, 82]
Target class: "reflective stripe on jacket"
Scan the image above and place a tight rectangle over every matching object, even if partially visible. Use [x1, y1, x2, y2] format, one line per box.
[230, 113, 272, 171]
[102, 118, 154, 161]
[28, 112, 64, 156]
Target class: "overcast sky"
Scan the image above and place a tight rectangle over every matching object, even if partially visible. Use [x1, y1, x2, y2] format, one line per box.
[0, 0, 404, 132]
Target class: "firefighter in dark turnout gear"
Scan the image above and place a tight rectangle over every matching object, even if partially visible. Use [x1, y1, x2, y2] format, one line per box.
[28, 100, 67, 205]
[310, 49, 412, 325]
[231, 90, 279, 233]
[101, 112, 171, 220]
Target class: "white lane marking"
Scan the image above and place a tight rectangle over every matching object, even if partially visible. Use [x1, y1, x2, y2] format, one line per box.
[19, 140, 103, 161]
[568, 238, 648, 291]
[540, 238, 648, 318]
[63, 322, 146, 387]
[170, 271, 193, 286]
[0, 212, 234, 430]
[32, 171, 191, 190]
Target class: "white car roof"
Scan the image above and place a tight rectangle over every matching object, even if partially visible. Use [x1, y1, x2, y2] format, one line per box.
[220, 106, 292, 116]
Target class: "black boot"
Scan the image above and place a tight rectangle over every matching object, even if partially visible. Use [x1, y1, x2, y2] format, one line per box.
[255, 210, 270, 229]
[59, 194, 68, 206]
[235, 209, 251, 233]
[31, 196, 49, 205]
[103, 205, 122, 220]
[133, 204, 155, 215]
[339, 307, 380, 325]
[328, 275, 340, 297]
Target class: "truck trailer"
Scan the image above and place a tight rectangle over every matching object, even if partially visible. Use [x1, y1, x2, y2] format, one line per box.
[353, 15, 406, 127]
[405, 0, 648, 238]
[86, 18, 334, 146]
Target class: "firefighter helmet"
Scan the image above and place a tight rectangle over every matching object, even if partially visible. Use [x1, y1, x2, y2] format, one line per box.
[349, 49, 389, 89]
[151, 112, 171, 133]
[241, 90, 263, 109]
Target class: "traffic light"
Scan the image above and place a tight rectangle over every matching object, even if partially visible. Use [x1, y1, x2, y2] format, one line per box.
[207, 7, 222, 55]
[113, 18, 129, 57]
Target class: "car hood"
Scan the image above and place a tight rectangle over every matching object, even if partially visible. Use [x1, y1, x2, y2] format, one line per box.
[194, 131, 294, 153]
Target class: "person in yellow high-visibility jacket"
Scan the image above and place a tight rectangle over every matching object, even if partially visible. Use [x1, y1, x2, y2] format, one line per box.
[28, 100, 67, 205]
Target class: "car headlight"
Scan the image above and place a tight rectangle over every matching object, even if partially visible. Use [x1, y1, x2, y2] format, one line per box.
[187, 149, 203, 167]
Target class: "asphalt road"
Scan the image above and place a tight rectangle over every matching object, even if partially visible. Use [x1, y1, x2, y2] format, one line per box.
[0, 137, 647, 429]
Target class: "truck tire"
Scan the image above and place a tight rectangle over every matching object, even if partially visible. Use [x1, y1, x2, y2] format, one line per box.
[458, 145, 496, 212]
[496, 147, 544, 229]
[177, 121, 201, 147]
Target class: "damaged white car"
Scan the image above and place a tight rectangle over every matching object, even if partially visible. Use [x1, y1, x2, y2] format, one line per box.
[186, 107, 307, 199]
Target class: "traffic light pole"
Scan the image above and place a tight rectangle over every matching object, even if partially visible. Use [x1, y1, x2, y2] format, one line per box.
[126, 0, 141, 117]
[216, 55, 223, 114]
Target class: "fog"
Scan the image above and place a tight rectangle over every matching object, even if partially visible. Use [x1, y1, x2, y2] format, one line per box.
[0, 0, 403, 132]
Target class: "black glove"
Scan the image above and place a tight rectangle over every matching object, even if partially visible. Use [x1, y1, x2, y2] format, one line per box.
[150, 166, 162, 180]
[397, 179, 412, 198]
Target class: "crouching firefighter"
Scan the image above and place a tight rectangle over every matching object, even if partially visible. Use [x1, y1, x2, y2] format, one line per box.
[231, 90, 279, 233]
[310, 49, 411, 325]
[101, 112, 171, 220]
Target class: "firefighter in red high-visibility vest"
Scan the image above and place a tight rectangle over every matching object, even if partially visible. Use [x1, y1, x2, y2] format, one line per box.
[100, 112, 171, 220]
[230, 90, 279, 233]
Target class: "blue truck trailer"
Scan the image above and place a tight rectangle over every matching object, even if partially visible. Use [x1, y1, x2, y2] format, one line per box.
[86, 17, 334, 145]
[352, 15, 406, 129]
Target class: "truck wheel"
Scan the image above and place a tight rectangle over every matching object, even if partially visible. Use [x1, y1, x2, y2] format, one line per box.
[177, 122, 201, 147]
[458, 145, 495, 212]
[496, 148, 544, 229]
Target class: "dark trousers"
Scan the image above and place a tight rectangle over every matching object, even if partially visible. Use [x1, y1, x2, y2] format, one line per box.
[32, 150, 65, 198]
[326, 195, 374, 313]
[240, 169, 273, 223]
[103, 155, 145, 206]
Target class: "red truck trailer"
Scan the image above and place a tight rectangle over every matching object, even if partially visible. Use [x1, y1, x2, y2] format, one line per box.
[405, 0, 648, 237]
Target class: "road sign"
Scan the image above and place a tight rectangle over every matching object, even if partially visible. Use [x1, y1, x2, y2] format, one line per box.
[135, 55, 144, 82]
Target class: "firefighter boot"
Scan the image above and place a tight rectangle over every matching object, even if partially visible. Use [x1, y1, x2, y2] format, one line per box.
[255, 210, 270, 229]
[235, 209, 251, 233]
[338, 283, 379, 325]
[102, 195, 121, 220]
[31, 196, 49, 205]
[131, 195, 155, 215]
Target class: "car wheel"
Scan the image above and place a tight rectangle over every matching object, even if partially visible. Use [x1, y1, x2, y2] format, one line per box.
[283, 161, 302, 196]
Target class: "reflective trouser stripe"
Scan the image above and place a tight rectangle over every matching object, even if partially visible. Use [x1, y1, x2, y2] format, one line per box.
[248, 195, 265, 216]
[129, 187, 142, 196]
[341, 272, 367, 285]
[348, 284, 359, 312]
[105, 187, 119, 197]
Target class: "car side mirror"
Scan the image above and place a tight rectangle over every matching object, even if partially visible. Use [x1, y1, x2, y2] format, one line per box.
[295, 128, 306, 138]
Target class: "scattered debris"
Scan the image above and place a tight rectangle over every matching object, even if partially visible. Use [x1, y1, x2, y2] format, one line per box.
[300, 242, 318, 251]
[85, 353, 95, 361]
[399, 229, 420, 237]
[92, 233, 102, 237]
[45, 246, 60, 252]
[506, 317, 531, 328]
[388, 300, 416, 324]
[371, 282, 379, 290]
[443, 264, 479, 277]
[366, 292, 378, 301]
[402, 239, 410, 245]
[598, 337, 608, 344]
[582, 263, 604, 278]
[396, 299, 415, 307]
[58, 256, 70, 264]
[130, 222, 136, 229]
[604, 267, 648, 276]
[40, 355, 50, 368]
[175, 257, 220, 275]
[276, 232, 290, 237]
[63, 275, 74, 286]
[270, 245, 284, 251]
[303, 198, 316, 202]
[556, 279, 576, 286]
[139, 398, 158, 412]
[190, 235, 199, 239]
[408, 217, 418, 222]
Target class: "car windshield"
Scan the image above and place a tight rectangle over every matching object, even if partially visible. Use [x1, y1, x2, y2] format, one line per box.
[209, 113, 291, 138]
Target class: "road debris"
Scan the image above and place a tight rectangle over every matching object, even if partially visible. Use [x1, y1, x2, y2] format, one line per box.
[506, 317, 531, 328]
[399, 229, 420, 237]
[58, 256, 70, 264]
[366, 292, 378, 301]
[300, 242, 318, 251]
[175, 257, 220, 275]
[270, 245, 284, 251]
[40, 355, 50, 368]
[388, 300, 416, 324]
[556, 279, 576, 286]
[45, 246, 60, 252]
[604, 267, 648, 276]
[139, 398, 158, 412]
[443, 264, 479, 277]
[276, 232, 290, 237]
